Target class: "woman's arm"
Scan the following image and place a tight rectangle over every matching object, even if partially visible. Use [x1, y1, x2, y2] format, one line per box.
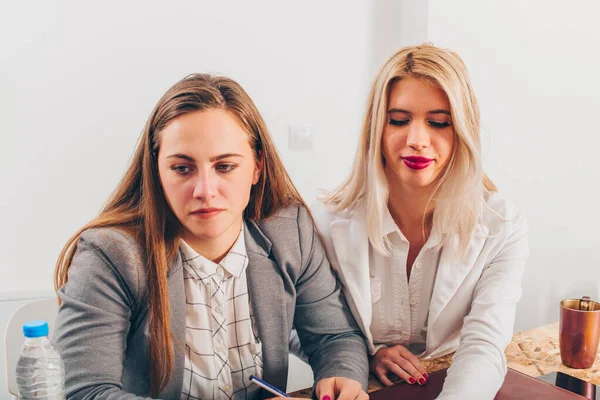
[53, 231, 152, 400]
[437, 212, 529, 400]
[292, 207, 370, 393]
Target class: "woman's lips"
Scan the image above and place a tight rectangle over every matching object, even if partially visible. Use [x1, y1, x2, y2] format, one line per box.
[401, 156, 433, 170]
[190, 208, 224, 219]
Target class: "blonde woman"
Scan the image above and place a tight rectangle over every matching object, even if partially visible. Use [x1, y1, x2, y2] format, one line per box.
[313, 44, 529, 399]
[52, 74, 368, 400]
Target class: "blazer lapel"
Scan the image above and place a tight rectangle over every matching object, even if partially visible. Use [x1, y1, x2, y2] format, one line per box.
[428, 225, 489, 329]
[329, 209, 374, 349]
[244, 220, 289, 393]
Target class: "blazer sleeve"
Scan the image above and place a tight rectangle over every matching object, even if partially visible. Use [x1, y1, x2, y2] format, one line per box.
[437, 212, 529, 400]
[52, 232, 152, 400]
[292, 207, 369, 391]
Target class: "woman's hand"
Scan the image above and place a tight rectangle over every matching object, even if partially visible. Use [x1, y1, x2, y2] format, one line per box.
[370, 345, 428, 386]
[315, 377, 368, 400]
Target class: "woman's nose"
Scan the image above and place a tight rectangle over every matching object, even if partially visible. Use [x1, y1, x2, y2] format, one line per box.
[406, 121, 430, 150]
[192, 171, 217, 200]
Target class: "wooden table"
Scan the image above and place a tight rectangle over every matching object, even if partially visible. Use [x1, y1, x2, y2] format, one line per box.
[506, 322, 600, 384]
[290, 322, 600, 397]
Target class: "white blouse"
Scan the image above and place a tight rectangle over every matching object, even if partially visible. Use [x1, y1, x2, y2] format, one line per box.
[369, 207, 441, 355]
[180, 227, 263, 400]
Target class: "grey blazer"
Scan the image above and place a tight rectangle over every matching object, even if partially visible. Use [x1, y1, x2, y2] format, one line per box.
[53, 205, 368, 400]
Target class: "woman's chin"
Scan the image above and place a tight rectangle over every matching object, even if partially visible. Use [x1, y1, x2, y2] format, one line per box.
[402, 176, 436, 190]
[181, 223, 226, 243]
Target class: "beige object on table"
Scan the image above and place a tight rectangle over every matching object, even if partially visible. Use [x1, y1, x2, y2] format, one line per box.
[508, 322, 600, 384]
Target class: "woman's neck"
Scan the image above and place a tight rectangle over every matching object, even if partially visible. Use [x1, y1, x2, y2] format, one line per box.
[181, 219, 243, 264]
[387, 185, 435, 245]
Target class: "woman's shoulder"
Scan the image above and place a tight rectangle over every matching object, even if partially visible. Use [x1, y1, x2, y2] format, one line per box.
[79, 227, 143, 263]
[74, 227, 146, 296]
[311, 200, 356, 227]
[256, 204, 314, 237]
[483, 191, 528, 236]
[253, 204, 328, 258]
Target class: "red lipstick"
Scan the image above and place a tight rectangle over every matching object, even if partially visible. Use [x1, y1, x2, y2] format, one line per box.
[402, 156, 433, 170]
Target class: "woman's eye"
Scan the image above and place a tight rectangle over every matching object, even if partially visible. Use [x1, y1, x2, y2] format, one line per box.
[428, 121, 453, 129]
[389, 119, 410, 126]
[216, 164, 236, 173]
[171, 165, 191, 175]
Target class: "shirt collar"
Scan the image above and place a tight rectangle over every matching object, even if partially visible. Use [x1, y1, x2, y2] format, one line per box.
[219, 227, 248, 279]
[383, 206, 401, 237]
[383, 206, 442, 250]
[180, 226, 249, 281]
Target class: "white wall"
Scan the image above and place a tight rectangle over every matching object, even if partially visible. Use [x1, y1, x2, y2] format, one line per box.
[427, 0, 600, 331]
[371, 0, 429, 72]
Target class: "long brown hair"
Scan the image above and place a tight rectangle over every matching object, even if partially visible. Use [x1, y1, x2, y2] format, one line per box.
[54, 74, 306, 395]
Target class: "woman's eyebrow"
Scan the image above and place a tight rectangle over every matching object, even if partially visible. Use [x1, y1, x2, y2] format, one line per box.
[387, 108, 410, 114]
[166, 153, 195, 162]
[428, 109, 451, 115]
[209, 153, 243, 162]
[165, 153, 243, 162]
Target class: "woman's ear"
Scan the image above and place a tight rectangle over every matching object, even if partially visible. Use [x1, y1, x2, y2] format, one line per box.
[252, 150, 263, 185]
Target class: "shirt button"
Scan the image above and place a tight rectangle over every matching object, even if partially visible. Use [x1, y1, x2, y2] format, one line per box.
[410, 298, 418, 306]
[415, 262, 422, 270]
[217, 267, 224, 277]
[215, 305, 223, 313]
[219, 345, 226, 353]
[223, 385, 231, 392]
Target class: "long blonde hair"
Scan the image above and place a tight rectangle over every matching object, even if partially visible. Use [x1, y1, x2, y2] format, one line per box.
[323, 43, 496, 256]
[54, 74, 306, 396]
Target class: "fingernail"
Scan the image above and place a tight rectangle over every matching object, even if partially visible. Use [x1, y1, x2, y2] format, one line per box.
[419, 378, 426, 385]
[423, 373, 429, 380]
[322, 396, 331, 400]
[408, 377, 416, 384]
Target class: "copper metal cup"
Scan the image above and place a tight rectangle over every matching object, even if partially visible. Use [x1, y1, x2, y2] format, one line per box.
[559, 296, 600, 369]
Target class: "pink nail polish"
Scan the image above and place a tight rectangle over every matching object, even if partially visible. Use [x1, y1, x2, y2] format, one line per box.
[322, 396, 331, 400]
[419, 378, 426, 385]
[408, 377, 416, 384]
[423, 373, 429, 380]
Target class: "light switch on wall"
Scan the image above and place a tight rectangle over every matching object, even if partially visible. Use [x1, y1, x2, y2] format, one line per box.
[288, 126, 314, 151]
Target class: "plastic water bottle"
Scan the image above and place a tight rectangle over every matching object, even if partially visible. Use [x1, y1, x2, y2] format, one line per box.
[15, 320, 65, 400]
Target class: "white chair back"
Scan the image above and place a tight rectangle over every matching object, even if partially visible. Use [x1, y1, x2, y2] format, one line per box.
[4, 298, 59, 396]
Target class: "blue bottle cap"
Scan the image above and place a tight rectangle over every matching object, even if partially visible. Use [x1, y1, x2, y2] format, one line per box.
[23, 320, 49, 338]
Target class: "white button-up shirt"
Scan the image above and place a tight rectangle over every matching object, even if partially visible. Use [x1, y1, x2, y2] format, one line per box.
[180, 227, 263, 400]
[369, 207, 442, 355]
